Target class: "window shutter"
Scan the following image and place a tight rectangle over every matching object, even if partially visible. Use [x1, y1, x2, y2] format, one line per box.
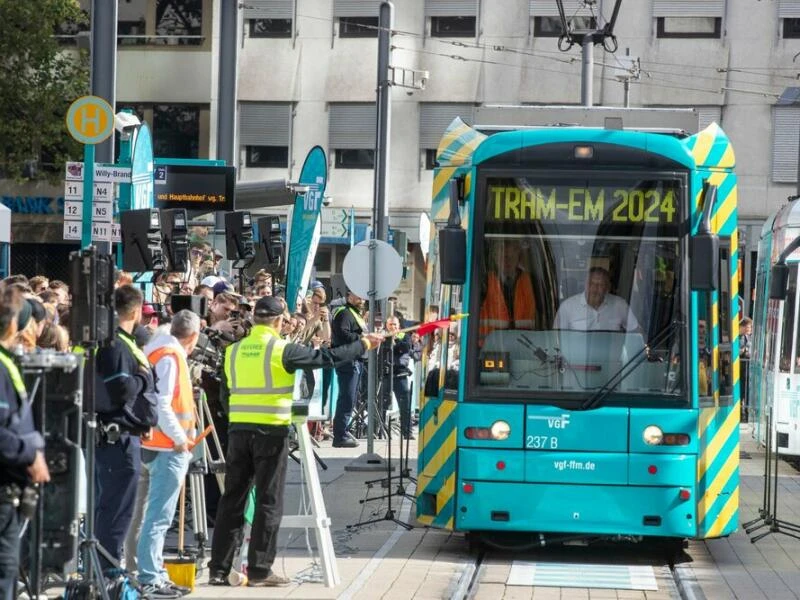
[697, 106, 722, 130]
[239, 102, 292, 146]
[329, 103, 377, 149]
[333, 0, 382, 17]
[779, 0, 800, 19]
[425, 0, 478, 17]
[530, 1, 589, 17]
[772, 106, 800, 183]
[419, 103, 475, 148]
[243, 0, 293, 19]
[652, 1, 725, 17]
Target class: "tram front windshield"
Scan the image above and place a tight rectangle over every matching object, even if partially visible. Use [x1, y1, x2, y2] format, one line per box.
[469, 174, 685, 404]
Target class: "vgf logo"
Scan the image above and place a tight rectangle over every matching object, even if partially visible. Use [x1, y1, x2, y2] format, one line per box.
[547, 414, 571, 429]
[529, 414, 572, 429]
[303, 187, 321, 212]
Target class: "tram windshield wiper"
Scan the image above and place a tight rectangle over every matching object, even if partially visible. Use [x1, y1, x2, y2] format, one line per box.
[580, 320, 682, 411]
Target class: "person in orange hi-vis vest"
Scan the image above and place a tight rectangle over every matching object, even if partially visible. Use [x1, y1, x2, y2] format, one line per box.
[479, 239, 536, 346]
[137, 309, 201, 599]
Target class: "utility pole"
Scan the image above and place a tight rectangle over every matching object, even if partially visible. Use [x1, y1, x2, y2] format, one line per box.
[614, 48, 640, 108]
[216, 0, 239, 235]
[348, 1, 428, 471]
[90, 0, 118, 254]
[556, 0, 623, 107]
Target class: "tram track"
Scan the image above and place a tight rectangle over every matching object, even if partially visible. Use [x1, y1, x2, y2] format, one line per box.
[449, 543, 705, 600]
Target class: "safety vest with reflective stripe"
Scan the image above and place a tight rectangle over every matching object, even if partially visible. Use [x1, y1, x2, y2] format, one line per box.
[332, 305, 366, 331]
[143, 345, 196, 450]
[479, 271, 536, 345]
[224, 324, 294, 426]
[117, 332, 150, 369]
[0, 350, 27, 403]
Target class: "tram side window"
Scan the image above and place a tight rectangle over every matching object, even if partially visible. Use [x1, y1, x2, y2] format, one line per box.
[718, 243, 732, 396]
[779, 269, 798, 373]
[698, 308, 712, 397]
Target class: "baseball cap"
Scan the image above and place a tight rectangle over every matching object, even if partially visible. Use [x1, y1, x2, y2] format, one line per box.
[212, 280, 238, 297]
[201, 275, 222, 288]
[142, 303, 157, 317]
[310, 280, 324, 290]
[254, 296, 286, 318]
[214, 248, 224, 259]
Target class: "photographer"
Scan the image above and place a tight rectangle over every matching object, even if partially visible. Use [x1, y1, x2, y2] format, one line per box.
[95, 285, 158, 569]
[0, 286, 50, 598]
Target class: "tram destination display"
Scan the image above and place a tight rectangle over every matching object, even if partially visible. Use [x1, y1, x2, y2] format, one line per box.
[154, 164, 235, 213]
[486, 177, 682, 231]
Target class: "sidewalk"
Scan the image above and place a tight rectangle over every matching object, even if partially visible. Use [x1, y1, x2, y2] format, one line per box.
[686, 424, 800, 600]
[189, 437, 470, 600]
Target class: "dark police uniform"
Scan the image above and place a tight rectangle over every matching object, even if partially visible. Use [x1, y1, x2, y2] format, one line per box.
[0, 346, 43, 598]
[379, 333, 422, 439]
[208, 297, 371, 585]
[330, 302, 367, 444]
[95, 327, 156, 568]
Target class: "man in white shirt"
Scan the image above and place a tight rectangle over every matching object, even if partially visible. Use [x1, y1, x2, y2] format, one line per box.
[137, 310, 200, 598]
[554, 267, 639, 332]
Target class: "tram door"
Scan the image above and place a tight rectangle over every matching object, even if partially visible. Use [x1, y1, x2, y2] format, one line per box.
[769, 264, 800, 456]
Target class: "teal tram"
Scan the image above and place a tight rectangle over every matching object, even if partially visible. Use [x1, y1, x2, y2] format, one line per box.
[416, 106, 741, 548]
[750, 199, 800, 458]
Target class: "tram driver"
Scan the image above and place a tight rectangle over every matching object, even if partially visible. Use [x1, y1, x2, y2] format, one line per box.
[554, 267, 639, 332]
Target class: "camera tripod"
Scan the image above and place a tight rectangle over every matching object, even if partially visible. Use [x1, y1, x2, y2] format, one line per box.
[168, 387, 226, 564]
[347, 342, 414, 531]
[347, 365, 389, 440]
[744, 406, 800, 542]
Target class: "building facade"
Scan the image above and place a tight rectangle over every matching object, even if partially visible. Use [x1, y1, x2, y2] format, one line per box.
[6, 0, 800, 317]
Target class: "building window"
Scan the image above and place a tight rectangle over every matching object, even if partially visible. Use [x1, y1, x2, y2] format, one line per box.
[335, 149, 375, 169]
[533, 16, 596, 38]
[153, 105, 200, 159]
[430, 16, 476, 38]
[339, 16, 378, 38]
[425, 149, 438, 170]
[118, 20, 147, 46]
[249, 18, 292, 38]
[154, 0, 203, 46]
[656, 17, 721, 39]
[245, 146, 289, 168]
[784, 18, 800, 39]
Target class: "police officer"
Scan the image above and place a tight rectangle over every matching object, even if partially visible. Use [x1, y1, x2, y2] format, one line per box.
[330, 289, 368, 448]
[380, 317, 422, 440]
[0, 287, 50, 598]
[208, 296, 383, 587]
[95, 284, 158, 569]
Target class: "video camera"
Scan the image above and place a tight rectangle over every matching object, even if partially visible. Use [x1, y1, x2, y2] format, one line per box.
[189, 329, 226, 378]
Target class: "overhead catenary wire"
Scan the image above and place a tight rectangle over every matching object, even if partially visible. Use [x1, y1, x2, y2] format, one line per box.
[292, 10, 797, 97]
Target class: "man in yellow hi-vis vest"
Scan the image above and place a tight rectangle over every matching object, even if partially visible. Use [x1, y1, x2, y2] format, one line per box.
[208, 296, 384, 587]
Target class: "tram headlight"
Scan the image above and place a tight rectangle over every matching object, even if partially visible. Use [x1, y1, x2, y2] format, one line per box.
[490, 420, 511, 441]
[643, 425, 664, 446]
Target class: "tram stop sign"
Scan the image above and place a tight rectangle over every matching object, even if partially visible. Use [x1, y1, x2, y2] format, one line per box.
[342, 239, 403, 300]
[65, 96, 114, 145]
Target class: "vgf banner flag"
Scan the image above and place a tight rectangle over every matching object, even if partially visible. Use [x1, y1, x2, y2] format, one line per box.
[286, 146, 327, 310]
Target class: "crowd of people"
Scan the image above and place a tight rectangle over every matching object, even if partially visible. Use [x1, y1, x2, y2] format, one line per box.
[0, 249, 449, 596]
